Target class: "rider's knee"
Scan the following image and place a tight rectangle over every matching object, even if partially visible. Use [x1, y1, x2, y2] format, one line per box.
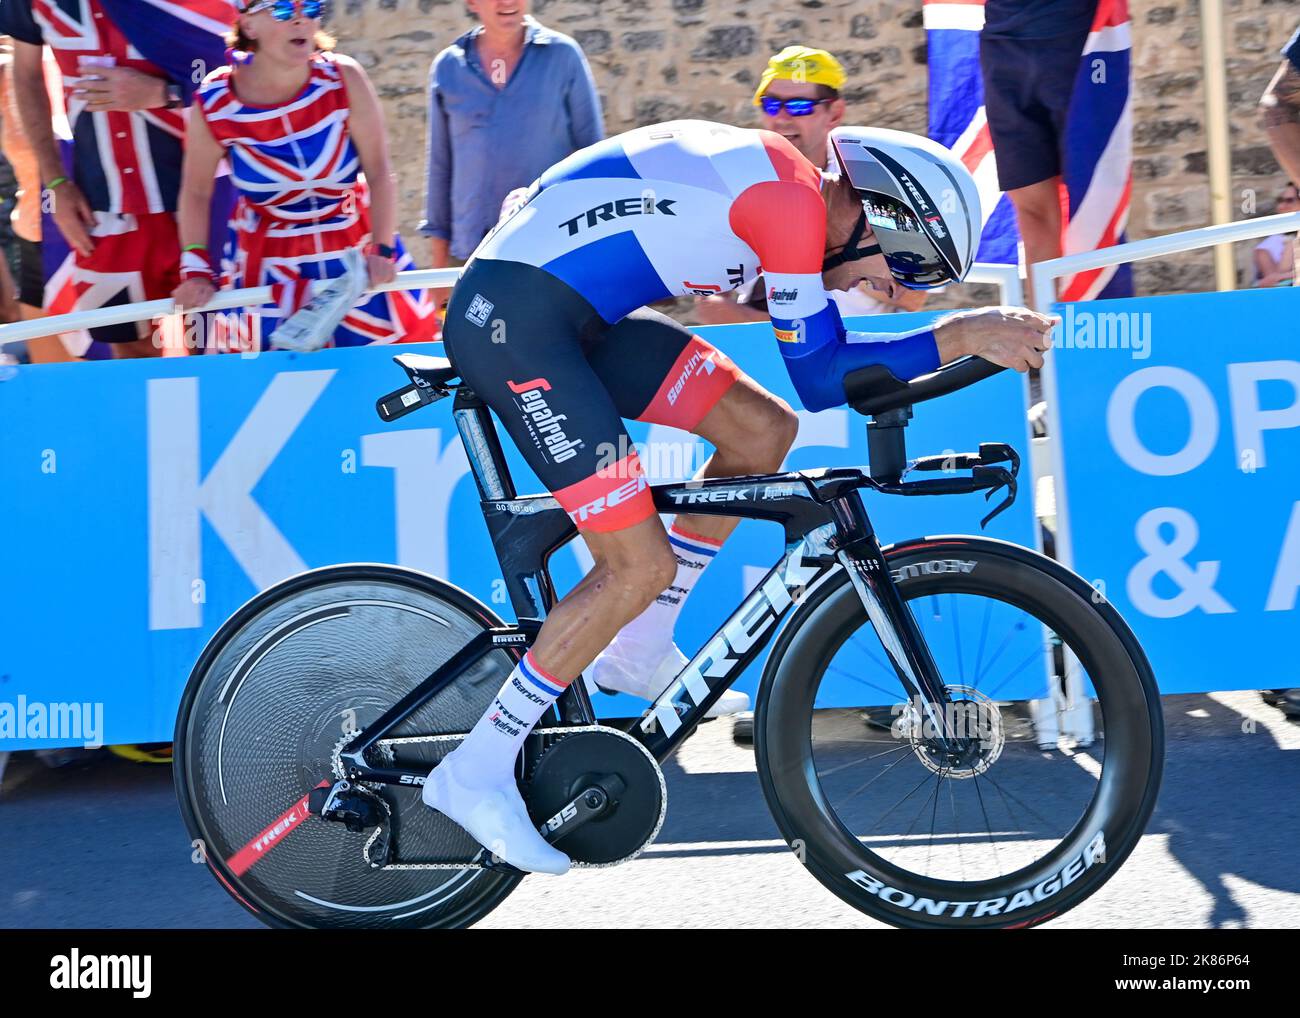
[596, 537, 678, 611]
[748, 394, 799, 468]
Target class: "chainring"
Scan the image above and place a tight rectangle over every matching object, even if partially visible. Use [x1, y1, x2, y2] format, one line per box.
[524, 728, 667, 866]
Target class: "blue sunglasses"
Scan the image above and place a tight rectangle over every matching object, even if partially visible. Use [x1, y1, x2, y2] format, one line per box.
[759, 96, 830, 117]
[244, 0, 327, 20]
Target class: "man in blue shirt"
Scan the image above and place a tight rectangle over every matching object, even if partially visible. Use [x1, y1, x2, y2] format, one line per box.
[420, 2, 604, 278]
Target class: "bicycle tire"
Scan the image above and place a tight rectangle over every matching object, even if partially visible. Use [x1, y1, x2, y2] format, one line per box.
[174, 563, 525, 929]
[754, 536, 1163, 929]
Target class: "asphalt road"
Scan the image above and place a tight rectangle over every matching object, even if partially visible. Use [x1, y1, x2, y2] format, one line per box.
[2, 690, 1297, 929]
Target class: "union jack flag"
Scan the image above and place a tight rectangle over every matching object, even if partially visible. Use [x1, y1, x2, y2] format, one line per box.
[925, 0, 1134, 300]
[1060, 0, 1134, 301]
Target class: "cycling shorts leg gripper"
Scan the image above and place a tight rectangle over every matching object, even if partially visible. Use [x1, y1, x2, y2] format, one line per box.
[637, 336, 741, 431]
[552, 450, 655, 533]
[586, 306, 742, 433]
[442, 259, 656, 534]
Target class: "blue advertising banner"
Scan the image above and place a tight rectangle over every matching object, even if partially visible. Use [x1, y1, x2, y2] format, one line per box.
[1049, 287, 1300, 694]
[0, 311, 1035, 748]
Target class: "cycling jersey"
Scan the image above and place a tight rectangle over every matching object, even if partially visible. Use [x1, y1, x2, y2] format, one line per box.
[473, 118, 940, 412]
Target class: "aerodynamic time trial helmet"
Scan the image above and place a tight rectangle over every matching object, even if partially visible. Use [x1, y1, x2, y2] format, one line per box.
[829, 126, 981, 290]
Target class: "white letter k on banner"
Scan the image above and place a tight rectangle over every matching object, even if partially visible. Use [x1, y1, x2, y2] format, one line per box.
[147, 370, 335, 630]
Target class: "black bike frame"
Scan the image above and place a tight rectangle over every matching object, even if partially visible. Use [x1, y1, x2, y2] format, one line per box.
[337, 386, 970, 786]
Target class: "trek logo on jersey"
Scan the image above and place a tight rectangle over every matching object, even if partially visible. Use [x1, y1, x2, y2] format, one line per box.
[665, 349, 717, 406]
[558, 197, 678, 236]
[508, 378, 583, 463]
[465, 293, 494, 327]
[568, 475, 650, 526]
[768, 286, 799, 306]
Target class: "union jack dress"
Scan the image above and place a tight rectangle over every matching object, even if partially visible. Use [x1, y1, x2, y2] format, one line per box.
[196, 52, 434, 350]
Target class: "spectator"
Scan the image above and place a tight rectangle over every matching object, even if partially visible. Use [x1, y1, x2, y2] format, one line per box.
[1259, 27, 1300, 720]
[1261, 26, 1300, 185]
[0, 38, 72, 361]
[420, 0, 603, 309]
[172, 4, 434, 351]
[695, 45, 926, 328]
[1251, 181, 1296, 288]
[979, 0, 1098, 305]
[0, 0, 236, 359]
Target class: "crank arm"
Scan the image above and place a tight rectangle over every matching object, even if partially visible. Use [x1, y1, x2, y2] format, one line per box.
[539, 773, 628, 845]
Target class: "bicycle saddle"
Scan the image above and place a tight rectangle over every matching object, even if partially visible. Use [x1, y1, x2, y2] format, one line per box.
[394, 352, 460, 389]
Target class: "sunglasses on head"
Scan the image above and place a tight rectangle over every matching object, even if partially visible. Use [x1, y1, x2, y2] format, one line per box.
[758, 96, 829, 117]
[243, 0, 327, 20]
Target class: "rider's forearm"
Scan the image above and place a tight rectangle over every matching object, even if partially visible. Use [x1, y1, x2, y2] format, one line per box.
[934, 318, 972, 364]
[781, 325, 941, 413]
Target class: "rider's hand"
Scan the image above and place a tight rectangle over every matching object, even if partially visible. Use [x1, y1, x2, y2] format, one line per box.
[49, 180, 96, 257]
[366, 253, 396, 288]
[173, 277, 215, 311]
[936, 307, 1059, 373]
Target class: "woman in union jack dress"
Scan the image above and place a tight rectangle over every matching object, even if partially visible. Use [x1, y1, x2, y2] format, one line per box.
[171, 1, 434, 351]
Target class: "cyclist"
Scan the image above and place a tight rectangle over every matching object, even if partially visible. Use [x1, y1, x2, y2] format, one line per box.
[423, 119, 1056, 874]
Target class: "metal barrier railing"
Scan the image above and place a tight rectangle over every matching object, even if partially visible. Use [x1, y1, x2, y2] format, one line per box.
[0, 267, 464, 349]
[0, 262, 1029, 349]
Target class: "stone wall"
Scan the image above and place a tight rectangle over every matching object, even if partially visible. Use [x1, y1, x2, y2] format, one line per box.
[331, 0, 1298, 303]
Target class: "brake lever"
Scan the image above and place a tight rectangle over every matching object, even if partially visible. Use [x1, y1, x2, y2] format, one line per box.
[973, 465, 1017, 529]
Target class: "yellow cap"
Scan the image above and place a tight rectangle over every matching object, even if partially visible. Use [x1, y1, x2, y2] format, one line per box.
[753, 46, 847, 105]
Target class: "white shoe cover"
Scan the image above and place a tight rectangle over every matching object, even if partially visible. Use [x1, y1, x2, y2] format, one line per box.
[587, 639, 750, 717]
[422, 749, 570, 875]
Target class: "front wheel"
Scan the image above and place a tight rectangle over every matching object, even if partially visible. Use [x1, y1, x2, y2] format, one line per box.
[755, 536, 1163, 929]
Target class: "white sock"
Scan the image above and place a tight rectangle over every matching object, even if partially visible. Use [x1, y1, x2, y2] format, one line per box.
[618, 521, 722, 649]
[451, 652, 567, 784]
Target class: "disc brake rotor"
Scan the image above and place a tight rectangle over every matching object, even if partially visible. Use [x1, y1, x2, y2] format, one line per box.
[898, 684, 1005, 778]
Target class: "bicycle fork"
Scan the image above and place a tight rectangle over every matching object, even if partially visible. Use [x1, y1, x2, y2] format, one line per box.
[829, 491, 964, 755]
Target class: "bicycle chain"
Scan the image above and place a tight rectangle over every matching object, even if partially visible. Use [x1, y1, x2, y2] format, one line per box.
[330, 725, 668, 872]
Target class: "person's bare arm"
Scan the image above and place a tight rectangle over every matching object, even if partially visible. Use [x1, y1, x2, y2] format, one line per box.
[1253, 246, 1292, 287]
[338, 57, 398, 289]
[933, 307, 1059, 373]
[1261, 60, 1300, 184]
[171, 105, 224, 309]
[429, 235, 451, 268]
[11, 40, 95, 255]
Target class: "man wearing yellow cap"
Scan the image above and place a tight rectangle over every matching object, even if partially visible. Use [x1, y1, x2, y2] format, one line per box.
[696, 45, 925, 327]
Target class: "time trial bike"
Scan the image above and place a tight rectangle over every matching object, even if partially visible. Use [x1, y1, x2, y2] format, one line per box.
[174, 351, 1163, 929]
